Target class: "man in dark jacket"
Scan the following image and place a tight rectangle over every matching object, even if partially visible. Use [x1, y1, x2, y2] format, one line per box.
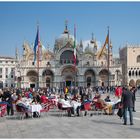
[3, 88, 14, 115]
[121, 86, 134, 125]
[130, 87, 136, 112]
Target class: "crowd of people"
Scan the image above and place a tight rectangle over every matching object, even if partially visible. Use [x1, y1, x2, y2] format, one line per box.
[0, 84, 137, 125]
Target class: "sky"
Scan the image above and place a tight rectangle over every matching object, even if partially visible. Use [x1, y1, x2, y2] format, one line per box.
[0, 2, 140, 57]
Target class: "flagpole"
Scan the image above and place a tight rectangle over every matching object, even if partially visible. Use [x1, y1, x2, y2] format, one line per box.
[107, 26, 110, 88]
[37, 24, 40, 89]
[74, 24, 76, 87]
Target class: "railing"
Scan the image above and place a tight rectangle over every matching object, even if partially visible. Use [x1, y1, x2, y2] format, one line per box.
[60, 59, 78, 65]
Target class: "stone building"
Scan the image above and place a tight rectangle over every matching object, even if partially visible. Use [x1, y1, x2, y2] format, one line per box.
[119, 44, 140, 87]
[0, 56, 17, 88]
[16, 24, 122, 89]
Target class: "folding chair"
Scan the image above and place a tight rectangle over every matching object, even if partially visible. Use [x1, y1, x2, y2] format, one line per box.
[15, 105, 32, 120]
[80, 102, 91, 116]
[57, 103, 71, 117]
[94, 102, 104, 115]
[0, 104, 7, 117]
[40, 103, 51, 117]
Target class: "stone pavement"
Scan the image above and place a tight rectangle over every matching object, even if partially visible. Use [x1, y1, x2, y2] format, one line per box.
[0, 96, 140, 138]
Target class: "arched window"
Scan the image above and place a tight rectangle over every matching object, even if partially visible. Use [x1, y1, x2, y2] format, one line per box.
[139, 70, 140, 76]
[135, 71, 138, 76]
[129, 71, 131, 77]
[137, 55, 140, 63]
[132, 71, 134, 76]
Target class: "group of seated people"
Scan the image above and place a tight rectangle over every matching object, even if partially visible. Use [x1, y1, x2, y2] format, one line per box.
[57, 92, 122, 117]
[0, 87, 122, 118]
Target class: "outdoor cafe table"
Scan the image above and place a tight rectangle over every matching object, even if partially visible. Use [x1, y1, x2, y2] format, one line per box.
[29, 104, 42, 115]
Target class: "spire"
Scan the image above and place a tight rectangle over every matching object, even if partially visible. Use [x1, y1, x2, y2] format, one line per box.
[63, 20, 69, 34]
[90, 33, 95, 44]
[15, 47, 18, 60]
[94, 38, 98, 49]
[80, 39, 83, 47]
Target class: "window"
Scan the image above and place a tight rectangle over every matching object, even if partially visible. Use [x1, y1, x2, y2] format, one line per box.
[6, 61, 8, 63]
[11, 68, 14, 72]
[11, 75, 13, 78]
[136, 71, 138, 76]
[0, 68, 2, 78]
[5, 83, 8, 87]
[5, 68, 8, 74]
[0, 68, 2, 74]
[132, 71, 134, 76]
[137, 55, 140, 63]
[11, 61, 13, 63]
[129, 71, 131, 76]
[6, 75, 8, 78]
[11, 84, 14, 88]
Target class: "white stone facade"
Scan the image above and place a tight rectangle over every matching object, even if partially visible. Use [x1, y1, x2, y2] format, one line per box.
[15, 25, 122, 89]
[0, 57, 17, 88]
[120, 44, 140, 87]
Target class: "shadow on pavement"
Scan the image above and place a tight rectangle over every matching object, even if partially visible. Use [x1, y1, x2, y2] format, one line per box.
[91, 119, 122, 125]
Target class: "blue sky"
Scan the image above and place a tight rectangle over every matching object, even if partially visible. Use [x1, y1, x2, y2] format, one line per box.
[0, 2, 140, 57]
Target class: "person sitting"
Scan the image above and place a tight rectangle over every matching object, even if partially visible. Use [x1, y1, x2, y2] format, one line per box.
[58, 94, 73, 117]
[104, 95, 111, 102]
[76, 95, 91, 116]
[15, 95, 30, 118]
[70, 94, 81, 116]
[40, 92, 48, 104]
[93, 94, 112, 115]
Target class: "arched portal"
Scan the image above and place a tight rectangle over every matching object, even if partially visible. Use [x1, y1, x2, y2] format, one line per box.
[61, 66, 78, 87]
[26, 70, 38, 88]
[84, 69, 96, 87]
[99, 69, 109, 87]
[42, 69, 54, 88]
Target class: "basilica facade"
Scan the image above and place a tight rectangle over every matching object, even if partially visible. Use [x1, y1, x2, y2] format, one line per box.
[16, 24, 122, 89]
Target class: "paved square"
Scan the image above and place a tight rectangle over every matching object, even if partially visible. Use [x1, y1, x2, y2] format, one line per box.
[0, 95, 140, 138]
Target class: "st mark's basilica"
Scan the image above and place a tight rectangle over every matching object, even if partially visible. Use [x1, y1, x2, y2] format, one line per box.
[15, 23, 122, 89]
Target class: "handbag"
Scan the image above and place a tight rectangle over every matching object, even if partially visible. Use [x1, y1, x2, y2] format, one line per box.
[117, 108, 123, 118]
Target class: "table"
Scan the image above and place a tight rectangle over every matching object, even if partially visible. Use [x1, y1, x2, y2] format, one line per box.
[29, 104, 42, 115]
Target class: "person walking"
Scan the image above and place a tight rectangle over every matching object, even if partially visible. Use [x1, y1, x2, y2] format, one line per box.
[121, 86, 134, 125]
[130, 86, 136, 112]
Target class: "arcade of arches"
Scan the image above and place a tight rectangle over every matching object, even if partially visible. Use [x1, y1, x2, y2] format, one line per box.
[19, 70, 54, 88]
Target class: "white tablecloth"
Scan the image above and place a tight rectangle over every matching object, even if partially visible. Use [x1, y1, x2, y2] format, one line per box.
[29, 104, 42, 114]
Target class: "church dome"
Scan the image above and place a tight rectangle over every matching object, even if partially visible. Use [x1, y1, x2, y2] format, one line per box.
[54, 33, 74, 51]
[85, 42, 95, 53]
[54, 20, 75, 51]
[84, 34, 98, 53]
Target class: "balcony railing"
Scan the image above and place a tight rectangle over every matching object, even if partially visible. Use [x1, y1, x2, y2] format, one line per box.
[60, 59, 79, 65]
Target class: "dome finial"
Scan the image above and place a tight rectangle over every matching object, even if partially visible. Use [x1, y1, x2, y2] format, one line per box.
[64, 20, 69, 34]
[90, 32, 95, 43]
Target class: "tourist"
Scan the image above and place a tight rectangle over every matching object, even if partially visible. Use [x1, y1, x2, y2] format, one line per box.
[121, 86, 134, 125]
[130, 86, 136, 112]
